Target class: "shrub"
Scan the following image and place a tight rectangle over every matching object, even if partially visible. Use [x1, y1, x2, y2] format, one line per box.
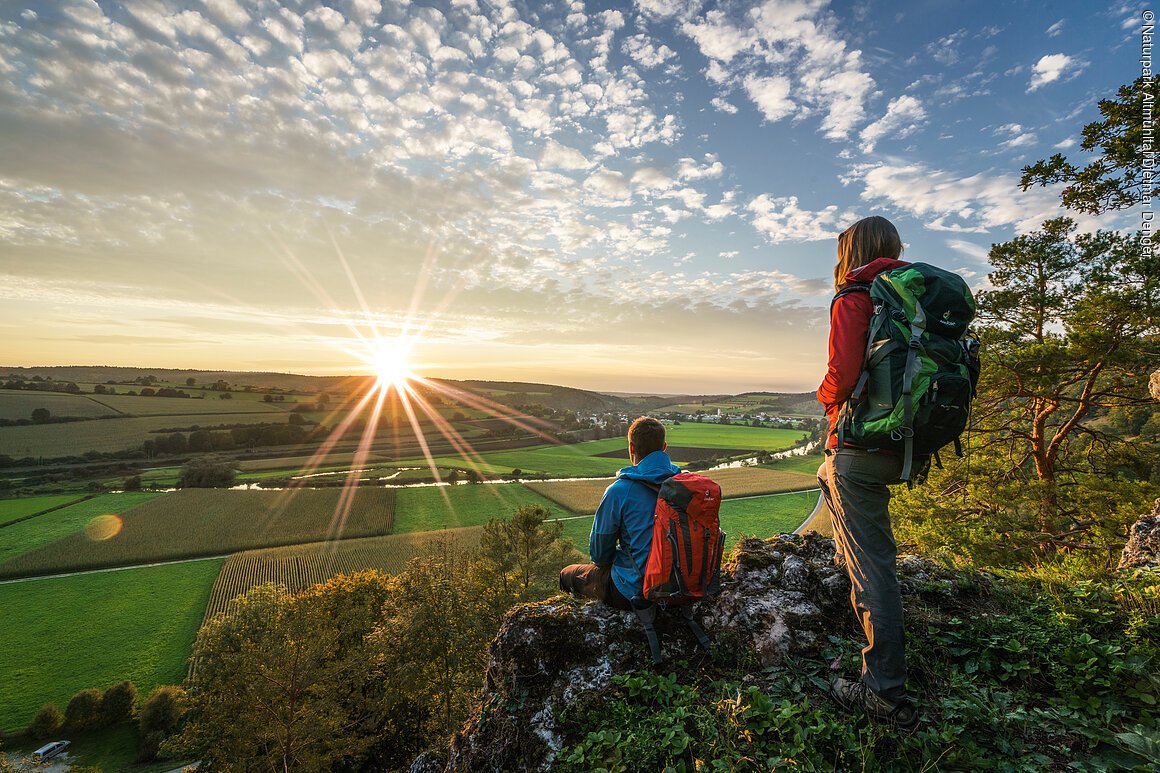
[123, 474, 143, 491]
[63, 688, 103, 731]
[101, 680, 138, 725]
[27, 703, 64, 739]
[137, 685, 187, 762]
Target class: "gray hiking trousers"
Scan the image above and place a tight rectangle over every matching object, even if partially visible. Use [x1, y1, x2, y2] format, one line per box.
[817, 448, 908, 702]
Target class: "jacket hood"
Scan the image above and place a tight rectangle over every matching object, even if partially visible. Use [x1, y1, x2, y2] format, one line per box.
[616, 450, 680, 483]
[845, 257, 909, 284]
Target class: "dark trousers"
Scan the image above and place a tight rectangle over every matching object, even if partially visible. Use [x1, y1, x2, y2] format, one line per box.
[559, 563, 633, 611]
[818, 448, 908, 701]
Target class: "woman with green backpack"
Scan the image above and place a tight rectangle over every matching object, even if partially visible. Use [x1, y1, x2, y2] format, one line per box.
[816, 215, 919, 732]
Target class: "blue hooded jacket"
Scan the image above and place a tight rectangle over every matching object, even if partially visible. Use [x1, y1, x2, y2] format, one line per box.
[589, 450, 681, 601]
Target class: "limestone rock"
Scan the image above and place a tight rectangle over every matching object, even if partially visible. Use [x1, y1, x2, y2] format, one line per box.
[1150, 369, 1160, 400]
[430, 533, 982, 773]
[1119, 499, 1160, 571]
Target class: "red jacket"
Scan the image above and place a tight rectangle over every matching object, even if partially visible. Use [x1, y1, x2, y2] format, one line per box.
[817, 258, 910, 448]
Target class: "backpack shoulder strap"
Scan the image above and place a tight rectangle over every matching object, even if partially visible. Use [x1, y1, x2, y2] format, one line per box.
[830, 282, 870, 313]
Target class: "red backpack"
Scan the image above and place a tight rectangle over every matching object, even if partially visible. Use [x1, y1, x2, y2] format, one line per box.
[642, 472, 726, 604]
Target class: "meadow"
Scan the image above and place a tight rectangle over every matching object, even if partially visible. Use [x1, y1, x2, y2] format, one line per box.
[556, 490, 820, 555]
[202, 527, 484, 620]
[87, 392, 290, 415]
[0, 492, 163, 567]
[0, 391, 121, 420]
[392, 425, 808, 477]
[0, 493, 89, 526]
[392, 484, 569, 533]
[0, 558, 221, 732]
[525, 466, 817, 513]
[0, 488, 396, 578]
[0, 413, 299, 457]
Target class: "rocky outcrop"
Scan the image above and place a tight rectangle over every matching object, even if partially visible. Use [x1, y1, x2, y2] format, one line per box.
[1150, 369, 1160, 400]
[421, 533, 987, 773]
[1119, 499, 1160, 571]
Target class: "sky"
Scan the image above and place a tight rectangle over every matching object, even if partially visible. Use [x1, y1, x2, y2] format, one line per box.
[0, 0, 1145, 394]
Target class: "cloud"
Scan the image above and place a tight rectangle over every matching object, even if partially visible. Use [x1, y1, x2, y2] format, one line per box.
[743, 74, 794, 122]
[859, 95, 927, 153]
[677, 155, 724, 181]
[747, 195, 857, 243]
[1045, 19, 1065, 37]
[623, 33, 677, 68]
[1028, 53, 1082, 91]
[710, 96, 738, 114]
[676, 0, 876, 141]
[945, 238, 990, 262]
[850, 161, 1109, 235]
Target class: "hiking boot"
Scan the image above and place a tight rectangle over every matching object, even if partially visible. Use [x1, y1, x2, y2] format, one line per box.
[829, 677, 919, 732]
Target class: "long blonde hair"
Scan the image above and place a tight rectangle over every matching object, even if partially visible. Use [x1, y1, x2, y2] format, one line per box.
[834, 216, 902, 291]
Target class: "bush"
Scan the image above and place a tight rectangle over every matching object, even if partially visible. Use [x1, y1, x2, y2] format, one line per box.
[64, 688, 103, 731]
[101, 680, 138, 725]
[123, 474, 143, 491]
[177, 456, 237, 488]
[27, 703, 64, 739]
[137, 685, 187, 762]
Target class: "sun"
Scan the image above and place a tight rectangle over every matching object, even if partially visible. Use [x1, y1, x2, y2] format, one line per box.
[367, 336, 415, 391]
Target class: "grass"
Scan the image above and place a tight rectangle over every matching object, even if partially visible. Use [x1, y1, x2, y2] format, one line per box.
[0, 558, 221, 732]
[764, 451, 826, 476]
[0, 492, 163, 567]
[556, 490, 819, 556]
[0, 488, 396, 578]
[4, 723, 189, 772]
[526, 467, 816, 514]
[0, 391, 121, 421]
[203, 527, 484, 620]
[392, 426, 807, 478]
[86, 392, 289, 415]
[0, 413, 298, 457]
[393, 484, 569, 533]
[0, 494, 89, 526]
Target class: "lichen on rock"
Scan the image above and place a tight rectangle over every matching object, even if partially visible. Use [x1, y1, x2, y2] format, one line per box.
[1119, 499, 1160, 571]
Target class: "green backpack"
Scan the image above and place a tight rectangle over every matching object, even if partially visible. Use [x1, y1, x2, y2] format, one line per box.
[835, 262, 981, 481]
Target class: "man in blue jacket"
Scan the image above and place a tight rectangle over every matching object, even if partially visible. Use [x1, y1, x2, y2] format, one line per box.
[559, 416, 680, 609]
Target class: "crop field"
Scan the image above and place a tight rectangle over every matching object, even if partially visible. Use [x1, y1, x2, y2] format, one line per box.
[87, 393, 289, 415]
[0, 492, 163, 567]
[765, 452, 826, 476]
[525, 466, 817, 514]
[556, 490, 820, 556]
[0, 488, 396, 578]
[0, 413, 301, 457]
[655, 393, 822, 417]
[0, 391, 121, 420]
[392, 426, 807, 478]
[202, 527, 483, 620]
[0, 558, 221, 733]
[393, 484, 569, 533]
[0, 493, 89, 526]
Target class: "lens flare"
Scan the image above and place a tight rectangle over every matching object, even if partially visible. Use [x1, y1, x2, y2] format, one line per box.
[85, 514, 122, 541]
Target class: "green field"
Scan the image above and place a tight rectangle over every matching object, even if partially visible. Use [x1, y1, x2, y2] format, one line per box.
[765, 452, 826, 476]
[0, 488, 396, 578]
[393, 425, 808, 477]
[557, 490, 820, 557]
[203, 527, 485, 620]
[0, 492, 163, 567]
[0, 391, 121, 421]
[0, 494, 89, 526]
[393, 484, 569, 533]
[87, 392, 290, 415]
[0, 559, 221, 732]
[0, 413, 299, 457]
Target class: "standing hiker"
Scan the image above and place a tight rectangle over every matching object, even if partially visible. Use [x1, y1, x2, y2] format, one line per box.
[559, 416, 679, 610]
[816, 215, 919, 730]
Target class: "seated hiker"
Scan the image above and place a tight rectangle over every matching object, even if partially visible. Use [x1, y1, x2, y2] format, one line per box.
[559, 416, 679, 610]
